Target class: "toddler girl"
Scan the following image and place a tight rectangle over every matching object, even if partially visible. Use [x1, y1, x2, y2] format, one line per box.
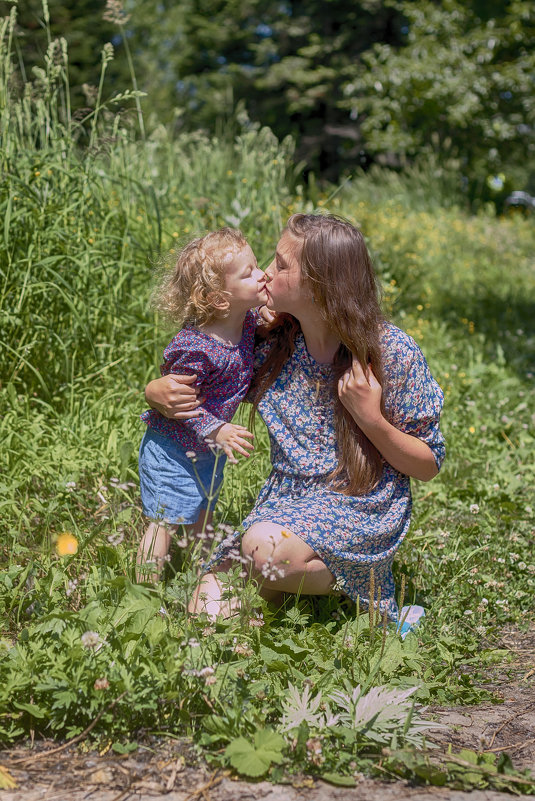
[137, 228, 267, 581]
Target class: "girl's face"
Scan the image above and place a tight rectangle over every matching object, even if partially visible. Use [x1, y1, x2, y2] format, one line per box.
[264, 232, 307, 315]
[224, 244, 267, 310]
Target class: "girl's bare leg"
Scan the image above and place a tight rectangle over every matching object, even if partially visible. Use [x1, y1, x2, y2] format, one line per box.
[241, 522, 334, 596]
[189, 520, 333, 617]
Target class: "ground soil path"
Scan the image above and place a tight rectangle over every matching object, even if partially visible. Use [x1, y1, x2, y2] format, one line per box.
[1, 626, 533, 801]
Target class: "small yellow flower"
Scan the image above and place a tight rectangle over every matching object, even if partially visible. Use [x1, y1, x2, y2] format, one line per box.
[88, 237, 94, 244]
[227, 170, 233, 176]
[172, 231, 179, 238]
[56, 532, 78, 556]
[34, 170, 40, 177]
[469, 426, 476, 434]
[281, 529, 291, 538]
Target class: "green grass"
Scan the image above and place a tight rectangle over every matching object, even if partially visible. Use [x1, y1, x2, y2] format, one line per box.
[1, 10, 534, 792]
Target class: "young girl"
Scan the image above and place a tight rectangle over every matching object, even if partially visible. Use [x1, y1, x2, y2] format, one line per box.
[137, 228, 267, 581]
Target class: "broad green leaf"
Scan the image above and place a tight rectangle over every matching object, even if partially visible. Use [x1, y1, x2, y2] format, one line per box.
[321, 773, 356, 787]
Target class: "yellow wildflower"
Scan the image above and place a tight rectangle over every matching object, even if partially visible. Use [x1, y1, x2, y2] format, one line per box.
[56, 532, 78, 556]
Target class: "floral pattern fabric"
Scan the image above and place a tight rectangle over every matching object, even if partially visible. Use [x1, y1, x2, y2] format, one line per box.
[140, 309, 259, 453]
[215, 323, 445, 619]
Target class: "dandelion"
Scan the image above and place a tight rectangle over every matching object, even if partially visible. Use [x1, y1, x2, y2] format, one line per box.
[470, 504, 480, 515]
[81, 631, 103, 650]
[56, 532, 78, 556]
[94, 677, 109, 690]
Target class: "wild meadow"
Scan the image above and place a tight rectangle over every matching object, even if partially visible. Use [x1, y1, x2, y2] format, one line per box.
[1, 8, 534, 792]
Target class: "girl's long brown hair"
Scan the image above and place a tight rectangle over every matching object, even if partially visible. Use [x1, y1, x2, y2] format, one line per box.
[251, 213, 386, 496]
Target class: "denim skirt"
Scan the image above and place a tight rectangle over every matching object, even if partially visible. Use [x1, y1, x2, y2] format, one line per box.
[139, 428, 226, 525]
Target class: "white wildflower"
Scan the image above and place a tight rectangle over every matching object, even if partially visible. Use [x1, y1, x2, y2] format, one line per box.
[81, 631, 104, 650]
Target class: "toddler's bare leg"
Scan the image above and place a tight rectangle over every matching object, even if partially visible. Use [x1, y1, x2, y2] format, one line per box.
[188, 559, 234, 618]
[136, 522, 177, 583]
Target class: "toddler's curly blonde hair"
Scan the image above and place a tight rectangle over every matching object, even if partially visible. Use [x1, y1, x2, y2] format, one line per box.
[153, 228, 248, 326]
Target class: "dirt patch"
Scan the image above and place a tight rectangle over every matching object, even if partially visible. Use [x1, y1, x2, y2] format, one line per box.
[428, 624, 535, 773]
[1, 626, 533, 801]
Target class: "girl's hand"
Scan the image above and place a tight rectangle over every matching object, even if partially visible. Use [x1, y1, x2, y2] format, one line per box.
[208, 423, 254, 464]
[337, 358, 383, 431]
[145, 374, 205, 420]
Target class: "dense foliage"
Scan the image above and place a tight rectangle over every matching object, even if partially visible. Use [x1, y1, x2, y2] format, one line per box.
[4, 0, 535, 191]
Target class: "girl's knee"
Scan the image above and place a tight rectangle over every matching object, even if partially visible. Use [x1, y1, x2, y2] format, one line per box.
[241, 528, 270, 572]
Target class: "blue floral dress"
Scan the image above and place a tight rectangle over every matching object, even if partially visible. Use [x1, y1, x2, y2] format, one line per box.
[215, 322, 445, 619]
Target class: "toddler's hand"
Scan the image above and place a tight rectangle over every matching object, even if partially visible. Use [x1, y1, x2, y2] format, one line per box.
[209, 423, 254, 463]
[258, 305, 277, 325]
[338, 358, 383, 431]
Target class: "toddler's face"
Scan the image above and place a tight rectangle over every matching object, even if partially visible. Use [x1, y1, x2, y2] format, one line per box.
[224, 244, 267, 310]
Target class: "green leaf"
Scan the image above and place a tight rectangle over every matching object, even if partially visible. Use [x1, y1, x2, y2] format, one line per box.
[224, 728, 284, 777]
[321, 772, 357, 787]
[254, 728, 285, 753]
[12, 702, 46, 719]
[112, 741, 138, 754]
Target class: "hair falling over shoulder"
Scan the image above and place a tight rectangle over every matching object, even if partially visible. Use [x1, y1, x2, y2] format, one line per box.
[251, 213, 387, 496]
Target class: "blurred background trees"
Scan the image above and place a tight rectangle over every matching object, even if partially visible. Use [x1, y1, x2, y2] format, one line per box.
[2, 0, 534, 205]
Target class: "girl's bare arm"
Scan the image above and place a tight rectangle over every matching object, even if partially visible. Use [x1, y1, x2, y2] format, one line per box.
[145, 374, 204, 419]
